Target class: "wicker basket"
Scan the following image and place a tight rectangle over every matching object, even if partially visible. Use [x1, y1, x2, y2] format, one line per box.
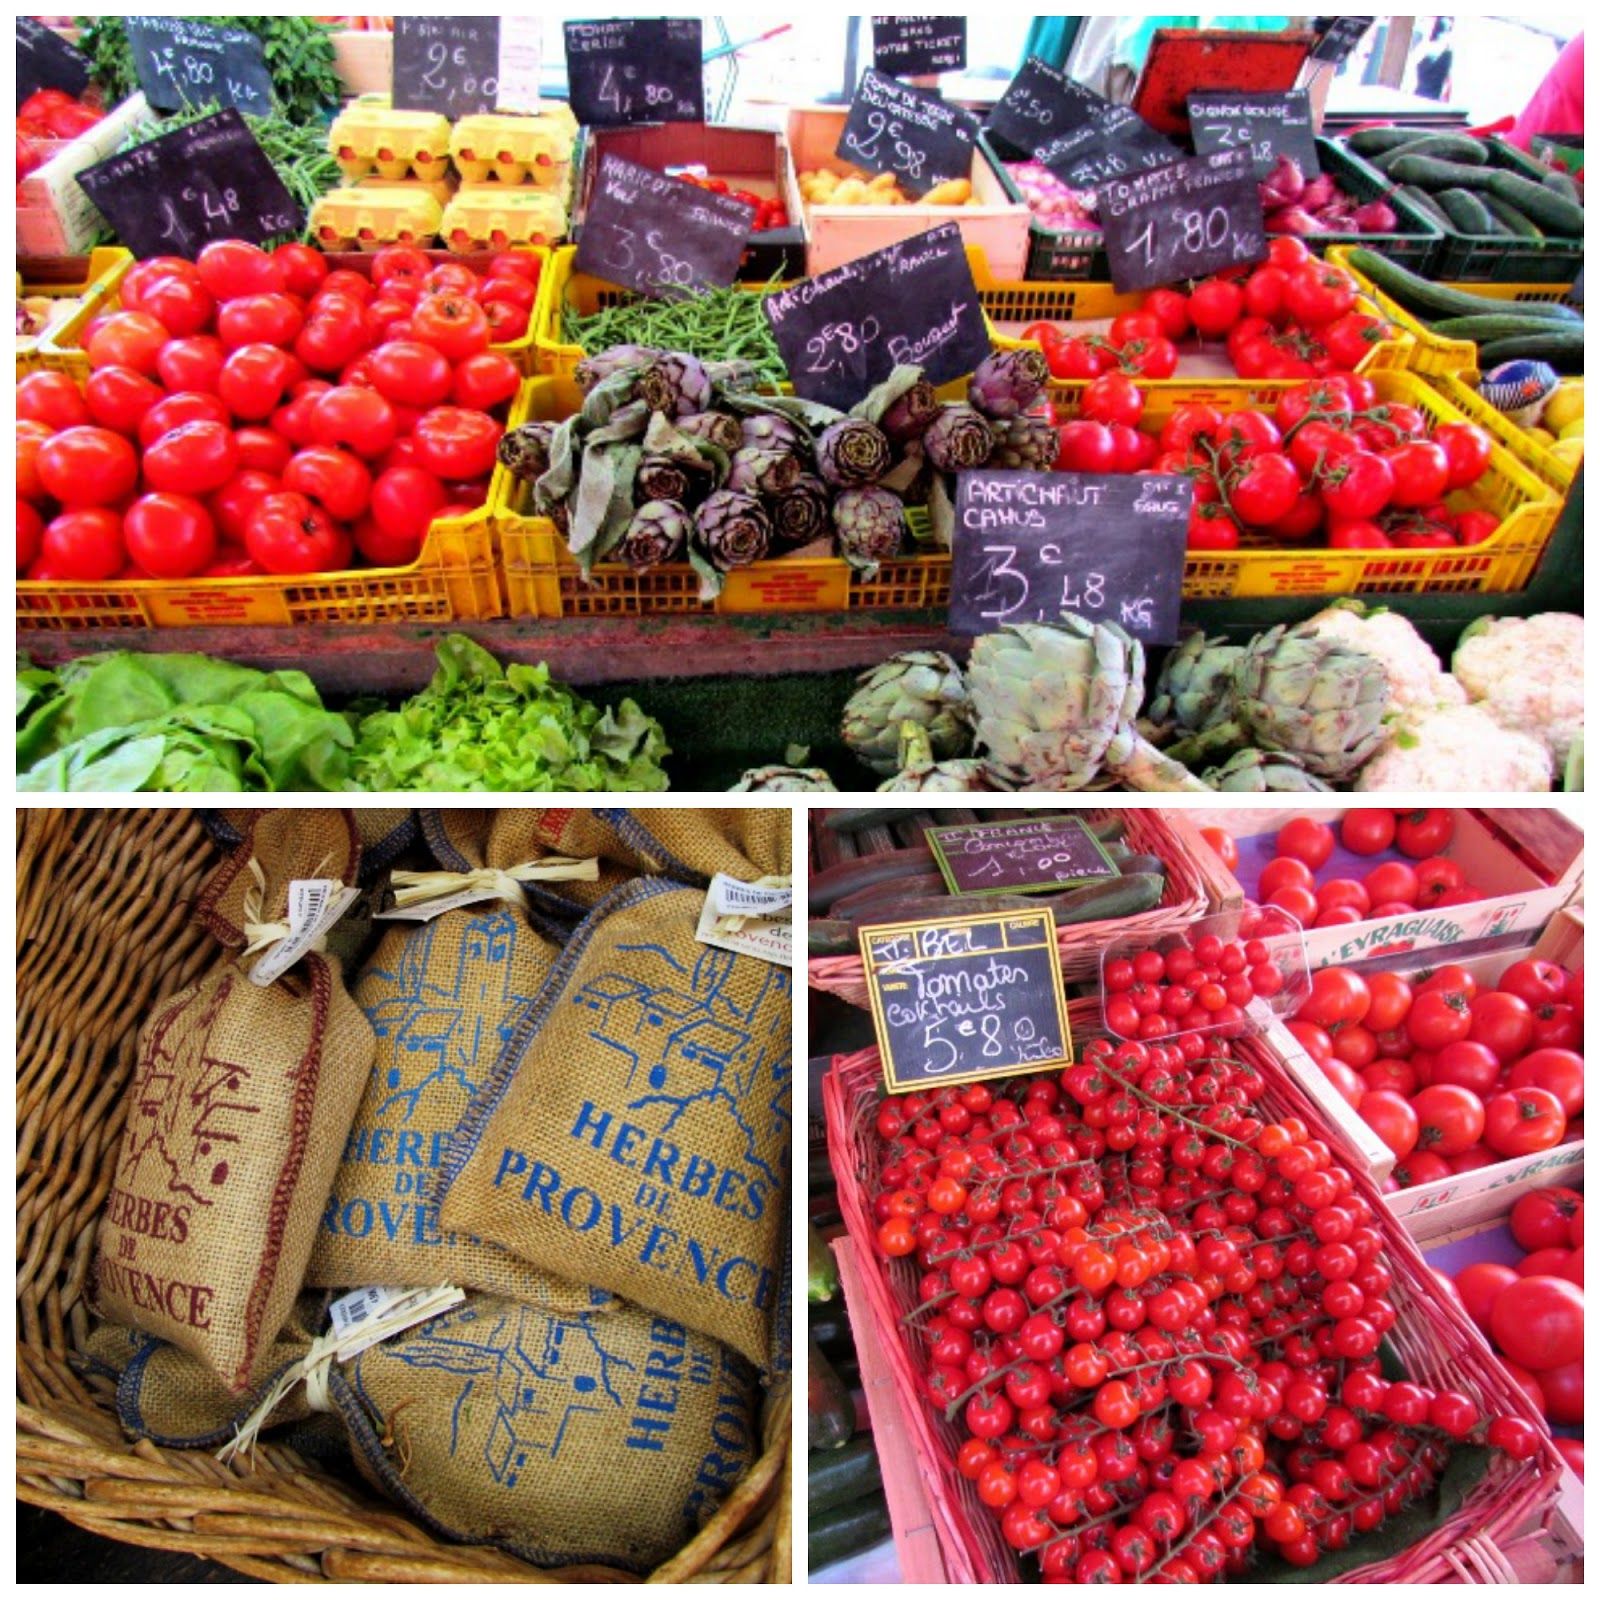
[821, 1009, 1565, 1584]
[807, 808, 1240, 1008]
[15, 807, 791, 1584]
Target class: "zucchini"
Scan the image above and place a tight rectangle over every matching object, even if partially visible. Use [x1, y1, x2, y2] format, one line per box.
[1484, 169, 1584, 236]
[842, 872, 1163, 933]
[1347, 126, 1433, 157]
[808, 845, 934, 915]
[828, 871, 951, 917]
[808, 1334, 854, 1451]
[809, 1306, 850, 1354]
[1481, 194, 1544, 239]
[1397, 184, 1455, 230]
[807, 919, 856, 956]
[1435, 188, 1496, 235]
[810, 1437, 882, 1516]
[1346, 248, 1585, 325]
[1387, 154, 1496, 191]
[808, 1220, 839, 1303]
[809, 1490, 891, 1570]
[1371, 133, 1487, 170]
[1431, 314, 1581, 341]
[1479, 329, 1585, 374]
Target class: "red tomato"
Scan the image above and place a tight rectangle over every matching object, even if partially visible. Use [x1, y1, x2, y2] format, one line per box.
[16, 419, 54, 502]
[1529, 1002, 1581, 1052]
[1334, 810, 1393, 858]
[368, 339, 455, 409]
[1452, 1260, 1518, 1329]
[1363, 861, 1419, 905]
[1406, 988, 1473, 1051]
[368, 465, 447, 546]
[144, 420, 239, 496]
[283, 445, 372, 521]
[195, 239, 285, 301]
[85, 310, 169, 376]
[18, 500, 44, 572]
[1055, 419, 1117, 473]
[1415, 857, 1467, 906]
[245, 491, 351, 575]
[482, 298, 532, 342]
[233, 426, 293, 477]
[1507, 1048, 1584, 1118]
[1081, 372, 1144, 428]
[84, 365, 164, 436]
[1318, 450, 1394, 520]
[1288, 417, 1359, 477]
[1283, 262, 1357, 327]
[1143, 287, 1191, 339]
[1276, 817, 1335, 870]
[219, 344, 301, 421]
[1432, 421, 1493, 489]
[1230, 451, 1301, 527]
[410, 408, 502, 483]
[1363, 972, 1413, 1033]
[209, 470, 282, 545]
[1260, 856, 1316, 897]
[1418, 963, 1477, 1002]
[312, 386, 399, 459]
[1317, 879, 1371, 918]
[453, 351, 522, 411]
[1539, 1359, 1582, 1425]
[156, 334, 227, 395]
[272, 241, 330, 299]
[36, 426, 138, 507]
[1188, 279, 1245, 337]
[1483, 1087, 1567, 1159]
[17, 370, 92, 431]
[1430, 1040, 1501, 1095]
[1109, 310, 1162, 347]
[410, 294, 492, 362]
[1362, 1057, 1416, 1097]
[1510, 1187, 1585, 1252]
[1489, 1274, 1584, 1370]
[1359, 1089, 1419, 1158]
[1411, 1084, 1485, 1155]
[1328, 517, 1393, 549]
[132, 272, 215, 337]
[1199, 826, 1238, 871]
[1045, 335, 1112, 381]
[1267, 884, 1319, 924]
[1243, 264, 1291, 323]
[1119, 336, 1179, 378]
[296, 313, 372, 375]
[1465, 990, 1534, 1063]
[1188, 501, 1242, 549]
[123, 492, 217, 578]
[40, 507, 126, 580]
[217, 292, 304, 352]
[138, 392, 230, 450]
[1498, 958, 1569, 1008]
[1322, 311, 1394, 371]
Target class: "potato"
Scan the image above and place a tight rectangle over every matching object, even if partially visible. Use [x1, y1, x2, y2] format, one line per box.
[921, 178, 972, 206]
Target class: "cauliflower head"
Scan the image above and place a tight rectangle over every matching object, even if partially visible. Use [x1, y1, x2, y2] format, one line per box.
[1302, 601, 1464, 717]
[1355, 703, 1553, 792]
[1452, 613, 1583, 766]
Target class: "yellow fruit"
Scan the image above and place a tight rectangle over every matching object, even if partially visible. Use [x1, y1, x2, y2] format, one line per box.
[1542, 381, 1585, 432]
[1549, 438, 1585, 467]
[1558, 419, 1584, 442]
[1525, 426, 1556, 445]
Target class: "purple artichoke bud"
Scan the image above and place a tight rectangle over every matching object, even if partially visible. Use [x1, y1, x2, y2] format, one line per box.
[693, 490, 772, 571]
[833, 486, 907, 576]
[741, 413, 807, 457]
[880, 377, 941, 445]
[497, 419, 557, 482]
[575, 343, 662, 392]
[967, 348, 1050, 420]
[675, 411, 745, 452]
[548, 502, 571, 537]
[923, 403, 996, 472]
[635, 453, 712, 506]
[768, 473, 831, 550]
[987, 414, 1059, 471]
[815, 418, 892, 489]
[615, 500, 691, 570]
[725, 446, 801, 497]
[637, 351, 712, 416]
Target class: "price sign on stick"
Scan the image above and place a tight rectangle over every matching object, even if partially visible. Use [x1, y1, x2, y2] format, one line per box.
[948, 470, 1192, 646]
[574, 155, 754, 298]
[863, 909, 1074, 1093]
[124, 17, 275, 117]
[563, 18, 704, 126]
[76, 109, 302, 260]
[1188, 90, 1320, 181]
[763, 221, 989, 410]
[872, 16, 967, 77]
[1035, 107, 1183, 190]
[17, 18, 92, 109]
[928, 816, 1120, 897]
[837, 70, 978, 197]
[1311, 17, 1375, 66]
[1098, 148, 1268, 294]
[392, 16, 500, 119]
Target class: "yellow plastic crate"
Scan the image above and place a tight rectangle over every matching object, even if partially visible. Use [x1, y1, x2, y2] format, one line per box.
[1429, 371, 1580, 495]
[1328, 244, 1577, 379]
[39, 246, 551, 376]
[18, 247, 132, 376]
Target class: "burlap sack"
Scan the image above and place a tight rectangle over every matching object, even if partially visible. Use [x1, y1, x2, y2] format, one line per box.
[325, 1292, 758, 1573]
[511, 808, 790, 887]
[435, 879, 791, 1368]
[93, 811, 376, 1394]
[202, 806, 419, 882]
[308, 810, 604, 1312]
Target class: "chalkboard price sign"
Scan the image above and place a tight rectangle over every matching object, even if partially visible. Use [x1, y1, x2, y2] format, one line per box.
[76, 109, 302, 261]
[1188, 90, 1320, 181]
[17, 18, 92, 110]
[929, 816, 1120, 897]
[1311, 17, 1374, 65]
[1036, 107, 1182, 190]
[763, 221, 989, 410]
[862, 909, 1074, 1093]
[1098, 148, 1268, 293]
[392, 16, 500, 119]
[872, 16, 967, 77]
[563, 18, 705, 126]
[985, 56, 1104, 157]
[575, 154, 754, 298]
[124, 17, 275, 118]
[949, 469, 1192, 645]
[837, 69, 978, 197]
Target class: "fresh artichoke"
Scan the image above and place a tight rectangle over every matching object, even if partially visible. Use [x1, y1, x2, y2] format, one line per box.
[575, 344, 662, 392]
[832, 486, 907, 577]
[635, 452, 711, 506]
[842, 649, 974, 776]
[636, 351, 712, 416]
[1145, 630, 1245, 740]
[728, 765, 838, 792]
[968, 617, 1209, 792]
[815, 418, 892, 488]
[692, 490, 771, 571]
[768, 474, 831, 550]
[675, 411, 744, 452]
[497, 420, 557, 482]
[741, 413, 807, 457]
[1201, 749, 1333, 792]
[967, 348, 1050, 420]
[880, 377, 941, 445]
[615, 500, 691, 571]
[987, 414, 1058, 471]
[878, 722, 997, 792]
[726, 446, 801, 497]
[923, 403, 995, 472]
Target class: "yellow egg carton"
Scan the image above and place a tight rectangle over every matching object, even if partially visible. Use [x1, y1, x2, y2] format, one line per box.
[440, 185, 566, 253]
[310, 185, 443, 251]
[329, 101, 452, 182]
[450, 112, 574, 186]
[356, 172, 459, 207]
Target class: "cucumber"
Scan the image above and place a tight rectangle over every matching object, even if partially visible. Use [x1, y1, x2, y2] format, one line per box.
[808, 1334, 854, 1451]
[1484, 169, 1584, 236]
[1048, 871, 1164, 926]
[810, 1437, 881, 1516]
[828, 872, 951, 917]
[1436, 188, 1496, 235]
[809, 1490, 891, 1571]
[807, 919, 856, 956]
[1397, 184, 1456, 230]
[1347, 126, 1432, 157]
[808, 845, 934, 915]
[1371, 133, 1487, 170]
[1388, 154, 1496, 191]
[1346, 248, 1585, 325]
[1543, 170, 1582, 203]
[1431, 314, 1580, 341]
[808, 1220, 839, 1303]
[1481, 194, 1544, 239]
[1479, 330, 1585, 373]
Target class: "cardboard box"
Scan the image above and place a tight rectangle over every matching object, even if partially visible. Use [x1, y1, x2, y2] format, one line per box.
[1183, 806, 1583, 969]
[17, 93, 155, 256]
[331, 29, 394, 98]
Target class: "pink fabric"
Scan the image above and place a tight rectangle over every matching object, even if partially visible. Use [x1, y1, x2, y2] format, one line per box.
[1509, 32, 1584, 151]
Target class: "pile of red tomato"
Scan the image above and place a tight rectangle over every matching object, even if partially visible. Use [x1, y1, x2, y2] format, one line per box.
[17, 88, 105, 187]
[1288, 954, 1582, 1191]
[1023, 239, 1399, 384]
[1445, 1184, 1582, 1478]
[1043, 373, 1496, 553]
[17, 239, 537, 582]
[867, 1033, 1545, 1581]
[1102, 928, 1293, 1042]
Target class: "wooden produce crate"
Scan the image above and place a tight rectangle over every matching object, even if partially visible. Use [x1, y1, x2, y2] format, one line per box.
[16, 93, 154, 256]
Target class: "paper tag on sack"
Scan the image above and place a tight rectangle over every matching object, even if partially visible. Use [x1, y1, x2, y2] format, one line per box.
[709, 873, 793, 917]
[249, 878, 360, 986]
[326, 1285, 466, 1363]
[696, 889, 792, 969]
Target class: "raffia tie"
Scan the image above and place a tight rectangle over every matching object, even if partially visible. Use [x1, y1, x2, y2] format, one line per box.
[388, 856, 599, 913]
[239, 854, 338, 957]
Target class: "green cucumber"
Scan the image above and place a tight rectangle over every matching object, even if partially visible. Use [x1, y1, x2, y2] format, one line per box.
[1397, 184, 1455, 230]
[1371, 133, 1488, 170]
[1481, 194, 1544, 239]
[808, 1334, 854, 1451]
[1543, 170, 1582, 203]
[1435, 188, 1496, 235]
[1387, 154, 1496, 191]
[809, 1490, 891, 1570]
[1346, 249, 1584, 325]
[1479, 330, 1585, 373]
[808, 1220, 839, 1303]
[810, 1437, 882, 1516]
[1431, 314, 1581, 341]
[1346, 126, 1433, 157]
[1484, 169, 1584, 236]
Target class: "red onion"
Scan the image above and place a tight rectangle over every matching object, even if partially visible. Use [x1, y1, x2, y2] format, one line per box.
[1298, 174, 1339, 214]
[1258, 154, 1305, 210]
[1265, 207, 1326, 236]
[1351, 197, 1398, 233]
